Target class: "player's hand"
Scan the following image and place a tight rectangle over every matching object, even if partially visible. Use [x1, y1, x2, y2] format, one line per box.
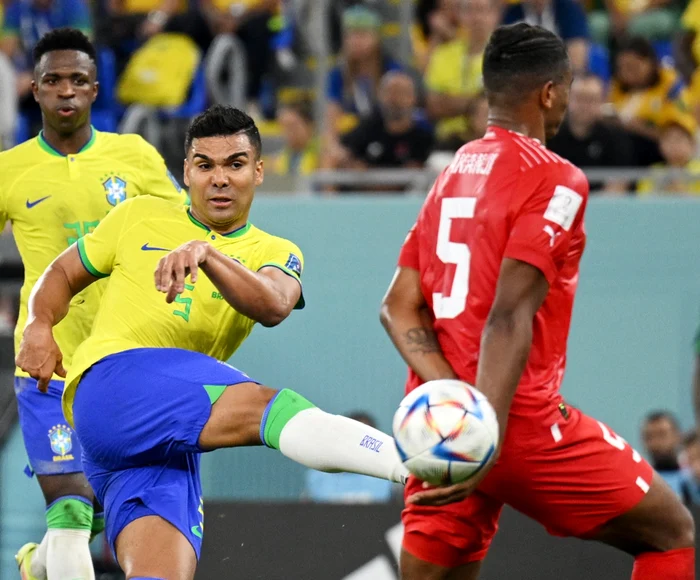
[154, 240, 210, 303]
[406, 450, 499, 507]
[16, 322, 66, 393]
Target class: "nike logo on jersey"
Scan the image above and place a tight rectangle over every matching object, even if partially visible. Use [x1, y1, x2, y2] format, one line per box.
[26, 195, 51, 208]
[191, 525, 203, 539]
[141, 243, 171, 252]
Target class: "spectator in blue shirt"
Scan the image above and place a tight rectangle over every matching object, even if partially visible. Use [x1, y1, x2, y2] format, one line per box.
[501, 0, 590, 74]
[303, 411, 397, 504]
[680, 430, 700, 506]
[642, 410, 685, 496]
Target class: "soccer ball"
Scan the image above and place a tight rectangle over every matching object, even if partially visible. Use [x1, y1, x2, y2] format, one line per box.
[392, 380, 499, 485]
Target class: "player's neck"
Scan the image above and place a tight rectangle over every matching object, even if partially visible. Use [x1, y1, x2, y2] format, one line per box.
[189, 206, 248, 236]
[487, 113, 545, 143]
[41, 123, 93, 156]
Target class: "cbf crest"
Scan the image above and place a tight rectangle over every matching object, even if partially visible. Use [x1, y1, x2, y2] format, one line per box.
[48, 424, 74, 462]
[102, 174, 128, 206]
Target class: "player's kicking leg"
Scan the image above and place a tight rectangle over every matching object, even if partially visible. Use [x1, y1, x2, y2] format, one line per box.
[70, 348, 409, 579]
[14, 377, 97, 580]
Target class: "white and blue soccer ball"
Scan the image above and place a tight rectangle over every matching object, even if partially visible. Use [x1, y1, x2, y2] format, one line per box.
[392, 380, 499, 486]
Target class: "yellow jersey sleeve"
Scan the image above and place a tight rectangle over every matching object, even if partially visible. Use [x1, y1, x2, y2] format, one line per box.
[0, 176, 7, 232]
[138, 137, 186, 203]
[257, 237, 305, 308]
[76, 198, 134, 277]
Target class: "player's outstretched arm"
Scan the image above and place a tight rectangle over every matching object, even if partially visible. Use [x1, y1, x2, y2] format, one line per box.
[16, 246, 99, 391]
[407, 258, 549, 507]
[155, 240, 301, 327]
[380, 266, 457, 382]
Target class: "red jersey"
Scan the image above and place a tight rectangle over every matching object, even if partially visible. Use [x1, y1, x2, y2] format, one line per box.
[398, 126, 589, 414]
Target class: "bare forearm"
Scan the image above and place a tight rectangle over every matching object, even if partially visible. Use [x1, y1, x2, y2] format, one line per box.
[28, 263, 81, 327]
[475, 310, 532, 437]
[201, 249, 292, 327]
[380, 304, 457, 382]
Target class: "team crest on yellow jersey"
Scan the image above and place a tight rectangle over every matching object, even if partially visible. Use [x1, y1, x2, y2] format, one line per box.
[48, 424, 75, 462]
[102, 174, 128, 206]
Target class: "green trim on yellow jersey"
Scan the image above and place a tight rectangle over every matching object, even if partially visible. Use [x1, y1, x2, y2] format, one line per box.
[77, 238, 109, 278]
[37, 127, 97, 157]
[186, 210, 252, 238]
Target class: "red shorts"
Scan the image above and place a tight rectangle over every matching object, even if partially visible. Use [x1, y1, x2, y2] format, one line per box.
[402, 404, 654, 568]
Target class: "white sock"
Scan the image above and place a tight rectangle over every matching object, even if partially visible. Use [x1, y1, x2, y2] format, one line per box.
[45, 529, 94, 580]
[278, 408, 409, 484]
[29, 533, 48, 579]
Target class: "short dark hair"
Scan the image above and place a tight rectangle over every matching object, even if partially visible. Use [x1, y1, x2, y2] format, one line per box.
[33, 28, 96, 67]
[644, 410, 680, 430]
[483, 23, 570, 104]
[616, 35, 657, 62]
[185, 105, 262, 158]
[279, 99, 315, 125]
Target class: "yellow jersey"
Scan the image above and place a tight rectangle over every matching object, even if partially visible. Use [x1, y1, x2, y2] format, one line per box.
[0, 129, 186, 378]
[64, 195, 304, 425]
[610, 66, 686, 128]
[636, 159, 700, 195]
[424, 38, 484, 142]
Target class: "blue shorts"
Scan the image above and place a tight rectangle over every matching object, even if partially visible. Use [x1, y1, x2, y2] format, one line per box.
[72, 347, 256, 560]
[15, 377, 84, 476]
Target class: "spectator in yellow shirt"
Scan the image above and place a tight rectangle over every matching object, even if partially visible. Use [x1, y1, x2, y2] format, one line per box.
[271, 100, 319, 177]
[637, 107, 700, 196]
[424, 0, 499, 150]
[609, 36, 686, 142]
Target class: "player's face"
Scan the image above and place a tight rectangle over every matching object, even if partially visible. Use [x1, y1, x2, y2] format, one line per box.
[542, 69, 573, 141]
[184, 133, 263, 230]
[32, 50, 97, 136]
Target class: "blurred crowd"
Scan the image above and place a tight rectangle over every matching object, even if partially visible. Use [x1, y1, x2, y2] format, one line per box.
[4, 0, 700, 193]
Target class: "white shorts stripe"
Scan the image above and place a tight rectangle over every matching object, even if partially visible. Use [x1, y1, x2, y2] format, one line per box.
[550, 423, 562, 443]
[636, 476, 650, 494]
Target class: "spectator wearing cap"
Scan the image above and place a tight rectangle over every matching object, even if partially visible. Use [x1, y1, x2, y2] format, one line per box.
[424, 0, 499, 151]
[637, 106, 700, 195]
[324, 5, 403, 143]
[501, 0, 590, 74]
[548, 74, 635, 194]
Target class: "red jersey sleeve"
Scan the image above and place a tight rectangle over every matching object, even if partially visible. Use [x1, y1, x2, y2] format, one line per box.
[504, 166, 588, 285]
[398, 223, 420, 269]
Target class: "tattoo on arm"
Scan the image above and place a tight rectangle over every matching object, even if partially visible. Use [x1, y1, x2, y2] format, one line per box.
[404, 327, 441, 354]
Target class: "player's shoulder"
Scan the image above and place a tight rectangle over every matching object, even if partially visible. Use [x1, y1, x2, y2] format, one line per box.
[114, 193, 184, 221]
[474, 127, 582, 179]
[247, 224, 302, 255]
[97, 131, 160, 162]
[0, 138, 41, 179]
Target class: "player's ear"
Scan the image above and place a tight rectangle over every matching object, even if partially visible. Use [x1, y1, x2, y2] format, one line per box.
[540, 81, 555, 110]
[183, 158, 191, 188]
[92, 81, 99, 104]
[254, 159, 264, 187]
[31, 78, 39, 103]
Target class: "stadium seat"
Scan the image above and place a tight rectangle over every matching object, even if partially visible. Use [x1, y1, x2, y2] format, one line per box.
[588, 43, 611, 83]
[159, 64, 207, 120]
